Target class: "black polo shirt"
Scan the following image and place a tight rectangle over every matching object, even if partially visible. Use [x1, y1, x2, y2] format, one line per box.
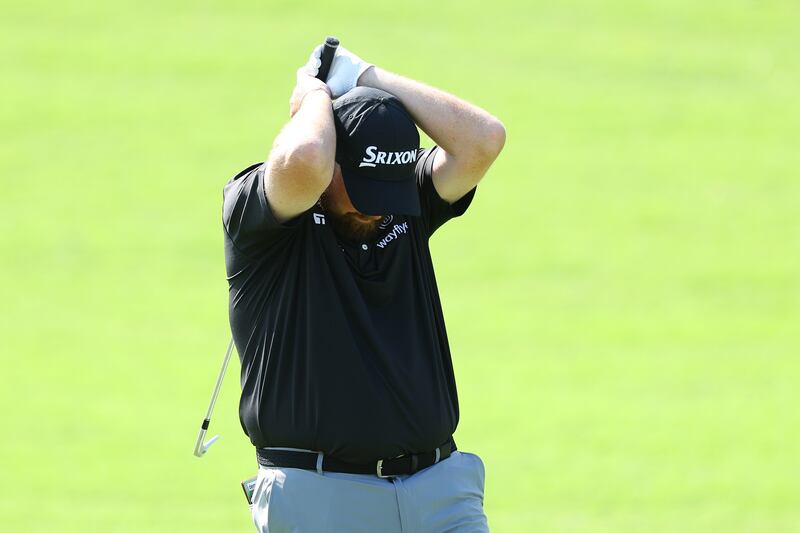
[222, 147, 475, 464]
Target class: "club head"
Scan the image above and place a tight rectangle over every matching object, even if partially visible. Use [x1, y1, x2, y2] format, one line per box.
[193, 338, 235, 459]
[193, 428, 220, 458]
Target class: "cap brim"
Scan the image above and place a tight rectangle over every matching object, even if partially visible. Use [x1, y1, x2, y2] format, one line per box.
[341, 169, 421, 217]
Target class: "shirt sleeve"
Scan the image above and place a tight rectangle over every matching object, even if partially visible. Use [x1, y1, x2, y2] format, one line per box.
[222, 162, 302, 255]
[415, 146, 476, 237]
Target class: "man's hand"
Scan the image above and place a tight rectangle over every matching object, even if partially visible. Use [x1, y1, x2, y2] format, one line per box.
[305, 44, 374, 99]
[289, 68, 332, 117]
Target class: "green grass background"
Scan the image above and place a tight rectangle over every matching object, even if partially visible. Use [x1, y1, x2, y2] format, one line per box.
[2, 0, 799, 531]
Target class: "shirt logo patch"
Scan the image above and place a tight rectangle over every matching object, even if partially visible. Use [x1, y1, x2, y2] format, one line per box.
[313, 213, 326, 225]
[376, 222, 409, 249]
[359, 146, 419, 168]
[378, 215, 394, 229]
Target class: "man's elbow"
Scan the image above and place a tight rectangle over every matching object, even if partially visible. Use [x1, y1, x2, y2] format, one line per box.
[278, 139, 334, 188]
[481, 118, 506, 162]
[463, 118, 505, 171]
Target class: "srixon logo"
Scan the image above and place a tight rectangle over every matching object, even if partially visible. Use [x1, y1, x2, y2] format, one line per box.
[376, 222, 409, 249]
[359, 146, 418, 168]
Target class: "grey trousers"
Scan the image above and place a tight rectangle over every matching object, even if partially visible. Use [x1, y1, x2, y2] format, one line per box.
[250, 451, 489, 533]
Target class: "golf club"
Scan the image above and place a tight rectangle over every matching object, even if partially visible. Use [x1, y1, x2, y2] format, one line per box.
[193, 337, 235, 457]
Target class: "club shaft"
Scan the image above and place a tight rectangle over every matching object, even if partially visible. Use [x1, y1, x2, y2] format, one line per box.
[204, 337, 235, 421]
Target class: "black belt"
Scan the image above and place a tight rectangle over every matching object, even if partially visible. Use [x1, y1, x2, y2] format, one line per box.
[256, 439, 456, 478]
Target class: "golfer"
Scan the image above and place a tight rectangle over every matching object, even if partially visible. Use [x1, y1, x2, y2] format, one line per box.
[222, 42, 505, 532]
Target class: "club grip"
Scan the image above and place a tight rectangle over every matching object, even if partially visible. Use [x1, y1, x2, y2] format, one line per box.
[316, 36, 339, 82]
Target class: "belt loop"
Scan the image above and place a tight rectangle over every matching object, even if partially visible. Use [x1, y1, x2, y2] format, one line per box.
[410, 454, 419, 474]
[316, 452, 324, 474]
[434, 447, 441, 464]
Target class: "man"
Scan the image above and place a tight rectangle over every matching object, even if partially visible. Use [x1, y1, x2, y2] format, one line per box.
[222, 42, 505, 532]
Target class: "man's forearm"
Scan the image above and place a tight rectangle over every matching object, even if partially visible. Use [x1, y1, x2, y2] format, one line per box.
[273, 89, 336, 183]
[358, 67, 505, 161]
[265, 87, 335, 223]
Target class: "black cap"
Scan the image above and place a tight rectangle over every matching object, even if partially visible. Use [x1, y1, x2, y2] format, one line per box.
[333, 87, 421, 216]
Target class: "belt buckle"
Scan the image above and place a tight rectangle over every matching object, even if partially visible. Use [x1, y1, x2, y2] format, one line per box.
[376, 459, 391, 479]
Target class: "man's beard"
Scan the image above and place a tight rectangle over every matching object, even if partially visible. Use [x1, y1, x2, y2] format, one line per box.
[329, 213, 382, 242]
[318, 195, 382, 242]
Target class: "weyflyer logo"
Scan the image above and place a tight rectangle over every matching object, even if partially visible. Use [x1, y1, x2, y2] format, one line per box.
[376, 222, 409, 249]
